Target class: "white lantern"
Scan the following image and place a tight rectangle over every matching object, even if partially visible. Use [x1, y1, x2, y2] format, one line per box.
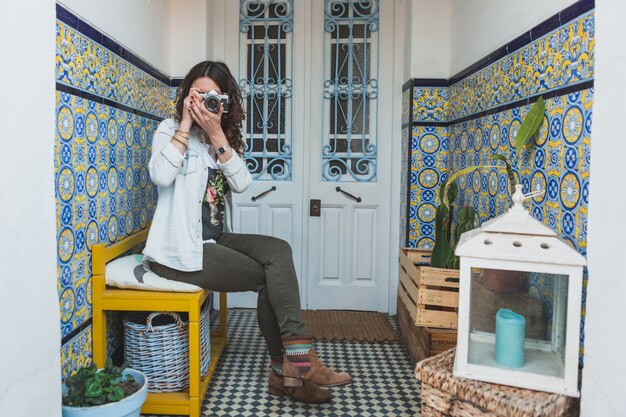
[453, 185, 585, 397]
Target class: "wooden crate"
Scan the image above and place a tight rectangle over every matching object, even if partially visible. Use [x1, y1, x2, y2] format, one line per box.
[397, 294, 457, 362]
[399, 248, 460, 329]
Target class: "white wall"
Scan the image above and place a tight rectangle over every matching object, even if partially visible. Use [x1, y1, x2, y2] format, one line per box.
[58, 0, 209, 77]
[0, 1, 61, 416]
[581, 1, 626, 415]
[449, 0, 578, 76]
[167, 0, 208, 77]
[58, 0, 171, 74]
[406, 0, 452, 79]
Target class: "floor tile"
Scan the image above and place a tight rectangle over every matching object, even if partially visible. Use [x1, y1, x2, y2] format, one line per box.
[143, 309, 422, 417]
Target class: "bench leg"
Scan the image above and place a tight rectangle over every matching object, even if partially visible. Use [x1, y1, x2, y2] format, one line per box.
[219, 292, 228, 337]
[92, 307, 107, 368]
[189, 317, 201, 416]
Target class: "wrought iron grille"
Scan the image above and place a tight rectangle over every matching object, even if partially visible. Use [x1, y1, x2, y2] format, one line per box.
[239, 0, 294, 181]
[322, 0, 379, 182]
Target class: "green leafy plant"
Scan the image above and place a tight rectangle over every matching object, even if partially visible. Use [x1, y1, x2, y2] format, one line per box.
[62, 359, 140, 407]
[431, 98, 546, 268]
[442, 96, 546, 207]
[431, 179, 477, 269]
[490, 96, 545, 195]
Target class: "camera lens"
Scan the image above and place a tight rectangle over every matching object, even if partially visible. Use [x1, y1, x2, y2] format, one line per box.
[204, 97, 220, 113]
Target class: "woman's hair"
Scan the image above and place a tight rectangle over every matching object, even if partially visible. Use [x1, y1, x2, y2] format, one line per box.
[174, 61, 246, 155]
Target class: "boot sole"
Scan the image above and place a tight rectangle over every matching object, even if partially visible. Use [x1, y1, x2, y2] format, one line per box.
[267, 384, 332, 404]
[316, 379, 353, 388]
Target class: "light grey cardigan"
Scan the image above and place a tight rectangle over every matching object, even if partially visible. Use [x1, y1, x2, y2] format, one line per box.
[143, 118, 252, 271]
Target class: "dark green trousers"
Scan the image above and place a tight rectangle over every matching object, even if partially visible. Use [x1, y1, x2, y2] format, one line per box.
[150, 233, 306, 360]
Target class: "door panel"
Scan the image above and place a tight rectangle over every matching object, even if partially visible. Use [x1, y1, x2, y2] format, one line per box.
[305, 0, 392, 312]
[225, 0, 304, 308]
[353, 207, 376, 281]
[269, 205, 293, 242]
[321, 206, 343, 281]
[237, 206, 260, 234]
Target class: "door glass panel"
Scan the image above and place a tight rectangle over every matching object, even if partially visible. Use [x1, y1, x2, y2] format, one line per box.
[322, 0, 379, 182]
[239, 0, 294, 180]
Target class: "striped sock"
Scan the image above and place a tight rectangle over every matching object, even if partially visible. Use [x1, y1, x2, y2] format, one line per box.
[283, 336, 313, 374]
[271, 358, 283, 376]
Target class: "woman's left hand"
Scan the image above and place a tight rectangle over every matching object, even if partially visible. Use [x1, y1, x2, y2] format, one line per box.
[189, 94, 225, 140]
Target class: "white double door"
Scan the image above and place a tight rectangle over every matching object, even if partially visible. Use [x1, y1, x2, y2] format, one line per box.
[216, 0, 402, 312]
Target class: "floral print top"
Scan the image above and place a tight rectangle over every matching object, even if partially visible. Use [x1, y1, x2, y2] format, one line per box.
[202, 168, 230, 241]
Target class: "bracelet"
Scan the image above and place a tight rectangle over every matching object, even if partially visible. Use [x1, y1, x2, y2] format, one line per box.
[176, 128, 189, 135]
[172, 136, 188, 148]
[174, 131, 189, 140]
[174, 132, 189, 143]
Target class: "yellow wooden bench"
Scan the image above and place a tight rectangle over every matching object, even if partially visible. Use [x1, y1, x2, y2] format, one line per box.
[91, 228, 227, 417]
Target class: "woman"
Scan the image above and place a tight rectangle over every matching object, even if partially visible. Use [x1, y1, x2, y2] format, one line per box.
[143, 61, 351, 404]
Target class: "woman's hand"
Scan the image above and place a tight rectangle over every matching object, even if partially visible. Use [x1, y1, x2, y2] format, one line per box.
[180, 88, 202, 132]
[189, 92, 226, 142]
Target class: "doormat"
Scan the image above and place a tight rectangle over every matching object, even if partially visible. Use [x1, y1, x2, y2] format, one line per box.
[302, 310, 397, 342]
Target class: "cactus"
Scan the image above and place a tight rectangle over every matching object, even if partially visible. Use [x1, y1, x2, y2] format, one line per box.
[431, 180, 477, 269]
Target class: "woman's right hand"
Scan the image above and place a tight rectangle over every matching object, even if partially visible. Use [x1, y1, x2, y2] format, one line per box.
[180, 88, 202, 131]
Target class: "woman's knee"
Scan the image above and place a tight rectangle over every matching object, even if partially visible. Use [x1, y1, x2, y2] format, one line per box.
[269, 236, 292, 254]
[255, 235, 291, 256]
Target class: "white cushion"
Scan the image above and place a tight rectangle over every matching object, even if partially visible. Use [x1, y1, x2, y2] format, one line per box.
[105, 254, 202, 292]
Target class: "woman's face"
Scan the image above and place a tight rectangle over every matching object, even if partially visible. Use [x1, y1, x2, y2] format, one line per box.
[191, 76, 221, 95]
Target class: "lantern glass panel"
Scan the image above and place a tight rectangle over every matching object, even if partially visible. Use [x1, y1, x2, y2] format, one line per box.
[467, 267, 568, 378]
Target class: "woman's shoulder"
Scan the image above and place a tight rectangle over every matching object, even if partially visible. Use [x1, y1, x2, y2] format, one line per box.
[157, 118, 178, 133]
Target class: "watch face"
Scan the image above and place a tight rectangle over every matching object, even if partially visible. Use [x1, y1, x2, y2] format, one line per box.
[218, 147, 226, 154]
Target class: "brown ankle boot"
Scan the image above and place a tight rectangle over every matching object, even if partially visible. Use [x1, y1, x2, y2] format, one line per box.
[267, 367, 332, 404]
[281, 350, 353, 388]
[305, 350, 353, 387]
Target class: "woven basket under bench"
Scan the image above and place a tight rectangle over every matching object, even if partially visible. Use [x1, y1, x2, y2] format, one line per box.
[124, 297, 212, 392]
[414, 349, 579, 417]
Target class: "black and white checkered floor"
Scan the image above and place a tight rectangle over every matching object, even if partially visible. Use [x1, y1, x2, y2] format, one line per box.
[144, 309, 421, 417]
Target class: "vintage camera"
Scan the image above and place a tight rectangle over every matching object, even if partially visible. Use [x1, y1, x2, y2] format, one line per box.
[200, 90, 230, 114]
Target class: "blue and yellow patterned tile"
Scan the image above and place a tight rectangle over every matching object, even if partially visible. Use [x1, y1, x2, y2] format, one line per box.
[60, 326, 92, 379]
[409, 125, 449, 249]
[447, 90, 592, 259]
[55, 21, 173, 119]
[56, 15, 169, 375]
[447, 12, 594, 121]
[402, 89, 410, 126]
[55, 102, 159, 342]
[400, 126, 409, 246]
[413, 87, 448, 123]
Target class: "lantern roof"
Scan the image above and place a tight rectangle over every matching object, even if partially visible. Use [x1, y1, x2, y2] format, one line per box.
[455, 185, 586, 266]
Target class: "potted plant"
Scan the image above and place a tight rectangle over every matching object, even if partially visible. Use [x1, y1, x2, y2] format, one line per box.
[62, 359, 148, 417]
[442, 97, 546, 293]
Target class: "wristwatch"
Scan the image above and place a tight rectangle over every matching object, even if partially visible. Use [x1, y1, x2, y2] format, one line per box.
[216, 144, 230, 155]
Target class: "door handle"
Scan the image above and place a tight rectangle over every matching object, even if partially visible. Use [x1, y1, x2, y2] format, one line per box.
[251, 186, 276, 201]
[335, 186, 362, 203]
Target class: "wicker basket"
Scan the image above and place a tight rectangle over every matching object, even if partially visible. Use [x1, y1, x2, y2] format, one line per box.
[414, 349, 579, 417]
[123, 300, 211, 392]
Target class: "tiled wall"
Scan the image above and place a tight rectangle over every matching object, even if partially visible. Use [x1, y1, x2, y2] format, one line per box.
[448, 90, 592, 254]
[55, 6, 176, 378]
[404, 9, 594, 254]
[401, 5, 594, 360]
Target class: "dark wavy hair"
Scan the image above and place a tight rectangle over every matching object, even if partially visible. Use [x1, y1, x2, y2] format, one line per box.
[174, 61, 245, 155]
